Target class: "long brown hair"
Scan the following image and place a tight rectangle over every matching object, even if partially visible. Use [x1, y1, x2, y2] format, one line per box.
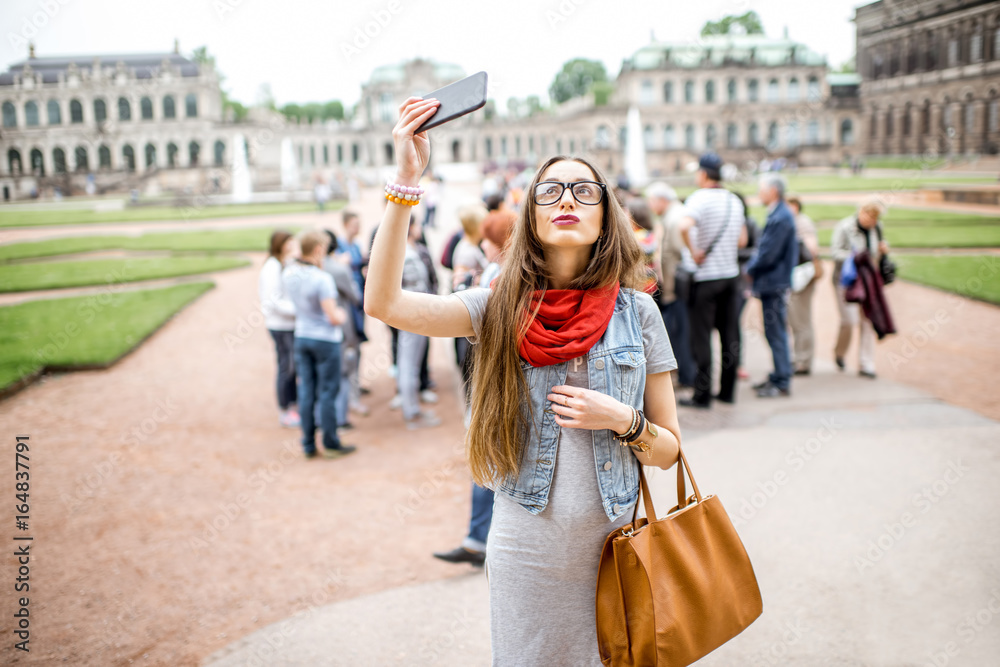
[268, 230, 294, 259]
[466, 156, 647, 487]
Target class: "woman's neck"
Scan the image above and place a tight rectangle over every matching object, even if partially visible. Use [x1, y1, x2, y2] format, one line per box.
[545, 246, 591, 290]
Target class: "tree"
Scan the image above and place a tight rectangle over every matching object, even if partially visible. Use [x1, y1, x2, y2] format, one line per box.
[701, 11, 764, 37]
[590, 81, 614, 107]
[836, 57, 857, 73]
[191, 46, 249, 123]
[549, 58, 607, 105]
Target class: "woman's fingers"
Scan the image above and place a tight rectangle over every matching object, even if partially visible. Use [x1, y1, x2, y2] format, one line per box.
[397, 98, 437, 126]
[401, 100, 439, 134]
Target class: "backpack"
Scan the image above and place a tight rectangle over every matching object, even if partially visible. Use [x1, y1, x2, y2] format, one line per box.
[440, 229, 464, 270]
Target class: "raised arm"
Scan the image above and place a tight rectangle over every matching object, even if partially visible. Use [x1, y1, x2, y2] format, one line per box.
[364, 97, 475, 338]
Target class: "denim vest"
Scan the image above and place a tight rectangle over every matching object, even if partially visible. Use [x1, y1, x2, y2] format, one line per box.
[496, 288, 646, 521]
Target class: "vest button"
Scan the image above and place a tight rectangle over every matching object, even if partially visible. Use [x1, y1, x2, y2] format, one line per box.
[603, 461, 613, 471]
[595, 359, 605, 370]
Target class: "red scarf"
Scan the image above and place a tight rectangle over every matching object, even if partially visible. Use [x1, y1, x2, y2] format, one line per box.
[519, 283, 620, 367]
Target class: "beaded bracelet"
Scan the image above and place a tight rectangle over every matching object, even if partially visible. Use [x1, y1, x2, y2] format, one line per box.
[384, 181, 424, 206]
[614, 407, 640, 444]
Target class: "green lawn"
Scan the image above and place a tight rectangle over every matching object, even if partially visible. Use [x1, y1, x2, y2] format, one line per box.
[674, 175, 993, 198]
[0, 255, 250, 292]
[0, 281, 214, 391]
[0, 226, 304, 262]
[749, 204, 1000, 227]
[896, 255, 1000, 305]
[816, 226, 1000, 248]
[0, 201, 335, 227]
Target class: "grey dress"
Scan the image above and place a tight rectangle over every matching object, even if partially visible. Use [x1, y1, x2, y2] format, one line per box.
[455, 288, 677, 667]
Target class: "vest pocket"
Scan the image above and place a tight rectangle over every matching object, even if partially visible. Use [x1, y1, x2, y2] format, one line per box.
[610, 349, 644, 398]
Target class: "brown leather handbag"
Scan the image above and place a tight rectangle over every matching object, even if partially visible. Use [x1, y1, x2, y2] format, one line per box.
[596, 448, 763, 666]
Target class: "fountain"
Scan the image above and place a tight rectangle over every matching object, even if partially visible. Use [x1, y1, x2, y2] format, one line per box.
[231, 133, 252, 203]
[624, 105, 649, 190]
[280, 137, 300, 191]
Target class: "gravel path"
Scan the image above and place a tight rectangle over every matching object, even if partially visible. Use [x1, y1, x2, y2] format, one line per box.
[0, 185, 997, 665]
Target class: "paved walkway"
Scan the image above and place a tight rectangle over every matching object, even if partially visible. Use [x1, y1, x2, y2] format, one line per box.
[203, 322, 1000, 666]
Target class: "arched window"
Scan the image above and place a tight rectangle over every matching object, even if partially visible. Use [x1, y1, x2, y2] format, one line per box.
[840, 119, 854, 145]
[214, 140, 225, 166]
[145, 143, 157, 168]
[189, 141, 200, 166]
[485, 137, 493, 158]
[663, 81, 673, 103]
[25, 101, 39, 126]
[970, 30, 983, 62]
[336, 144, 343, 164]
[310, 145, 316, 165]
[726, 123, 738, 147]
[903, 102, 912, 136]
[70, 99, 83, 123]
[640, 80, 653, 105]
[122, 145, 135, 171]
[807, 120, 819, 145]
[663, 124, 675, 149]
[787, 78, 800, 102]
[98, 145, 111, 169]
[141, 97, 153, 120]
[870, 107, 879, 137]
[727, 78, 737, 102]
[595, 125, 610, 149]
[747, 79, 759, 102]
[964, 99, 976, 132]
[994, 28, 1000, 62]
[767, 121, 779, 148]
[47, 100, 61, 125]
[118, 97, 131, 121]
[53, 147, 67, 173]
[786, 121, 799, 148]
[705, 80, 715, 103]
[886, 105, 894, 136]
[684, 80, 694, 103]
[167, 142, 178, 167]
[322, 144, 329, 165]
[451, 139, 461, 162]
[7, 148, 22, 175]
[2, 101, 15, 127]
[705, 124, 717, 149]
[74, 146, 88, 171]
[989, 98, 999, 133]
[767, 79, 780, 102]
[185, 93, 198, 118]
[684, 124, 695, 149]
[921, 101, 932, 135]
[618, 127, 626, 149]
[643, 124, 654, 149]
[748, 122, 759, 146]
[807, 76, 821, 102]
[163, 95, 176, 119]
[30, 148, 44, 175]
[94, 98, 107, 123]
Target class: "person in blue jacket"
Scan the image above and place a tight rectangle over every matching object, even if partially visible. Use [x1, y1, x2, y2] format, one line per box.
[747, 173, 799, 398]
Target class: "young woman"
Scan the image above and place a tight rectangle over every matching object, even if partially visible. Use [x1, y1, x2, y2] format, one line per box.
[366, 97, 682, 666]
[259, 230, 300, 428]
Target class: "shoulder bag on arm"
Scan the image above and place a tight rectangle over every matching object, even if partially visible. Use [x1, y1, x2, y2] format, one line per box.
[596, 448, 763, 666]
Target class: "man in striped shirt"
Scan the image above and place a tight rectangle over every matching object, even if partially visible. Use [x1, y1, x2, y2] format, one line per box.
[678, 153, 745, 408]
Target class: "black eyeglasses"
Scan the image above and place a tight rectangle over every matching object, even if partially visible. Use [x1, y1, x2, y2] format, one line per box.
[533, 180, 606, 206]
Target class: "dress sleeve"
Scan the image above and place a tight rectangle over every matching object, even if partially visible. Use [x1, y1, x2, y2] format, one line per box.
[453, 287, 491, 343]
[635, 292, 677, 375]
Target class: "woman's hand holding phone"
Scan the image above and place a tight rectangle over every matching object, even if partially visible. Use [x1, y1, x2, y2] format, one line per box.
[392, 97, 439, 186]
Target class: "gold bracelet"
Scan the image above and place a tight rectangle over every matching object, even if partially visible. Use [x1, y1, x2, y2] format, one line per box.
[627, 422, 658, 455]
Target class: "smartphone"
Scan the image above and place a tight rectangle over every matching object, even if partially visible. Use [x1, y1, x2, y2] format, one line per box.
[414, 71, 488, 134]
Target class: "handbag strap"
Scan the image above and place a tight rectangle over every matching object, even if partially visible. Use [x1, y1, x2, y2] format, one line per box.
[629, 446, 705, 524]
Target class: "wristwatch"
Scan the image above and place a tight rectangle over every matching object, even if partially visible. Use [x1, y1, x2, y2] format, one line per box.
[628, 422, 657, 454]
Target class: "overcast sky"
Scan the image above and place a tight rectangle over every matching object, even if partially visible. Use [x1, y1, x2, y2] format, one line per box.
[2, 0, 864, 110]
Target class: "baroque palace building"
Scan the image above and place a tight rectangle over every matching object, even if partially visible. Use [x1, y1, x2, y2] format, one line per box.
[855, 0, 1000, 156]
[1, 4, 995, 202]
